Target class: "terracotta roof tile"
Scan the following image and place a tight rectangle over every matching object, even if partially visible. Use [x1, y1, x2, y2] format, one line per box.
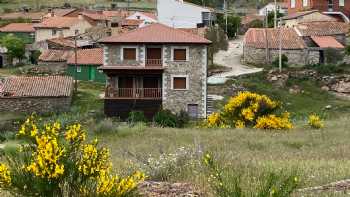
[121, 19, 143, 26]
[1, 76, 73, 97]
[39, 49, 73, 62]
[0, 12, 46, 21]
[102, 10, 133, 20]
[311, 36, 344, 48]
[0, 23, 35, 32]
[34, 17, 83, 29]
[139, 12, 157, 20]
[282, 10, 318, 20]
[47, 37, 75, 48]
[101, 23, 211, 44]
[52, 8, 78, 17]
[295, 22, 349, 36]
[67, 48, 103, 65]
[81, 11, 108, 21]
[244, 28, 306, 49]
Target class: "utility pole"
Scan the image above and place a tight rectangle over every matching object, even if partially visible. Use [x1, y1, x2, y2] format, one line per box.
[224, 0, 228, 33]
[74, 36, 78, 92]
[279, 17, 282, 73]
[274, 0, 277, 28]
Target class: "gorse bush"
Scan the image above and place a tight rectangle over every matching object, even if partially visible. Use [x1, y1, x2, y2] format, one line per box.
[205, 92, 293, 129]
[203, 153, 300, 197]
[0, 115, 145, 197]
[308, 114, 324, 129]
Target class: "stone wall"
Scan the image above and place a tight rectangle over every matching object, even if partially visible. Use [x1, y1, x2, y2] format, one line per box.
[38, 61, 67, 72]
[0, 97, 72, 114]
[243, 46, 313, 66]
[105, 44, 145, 66]
[162, 45, 207, 118]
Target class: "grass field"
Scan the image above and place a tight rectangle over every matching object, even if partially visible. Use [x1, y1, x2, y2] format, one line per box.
[0, 0, 155, 12]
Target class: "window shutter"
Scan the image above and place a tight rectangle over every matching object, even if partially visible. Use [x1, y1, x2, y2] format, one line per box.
[123, 48, 136, 60]
[173, 77, 187, 89]
[173, 49, 187, 61]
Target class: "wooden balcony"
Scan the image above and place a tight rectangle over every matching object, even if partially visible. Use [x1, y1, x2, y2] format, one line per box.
[146, 59, 162, 67]
[105, 88, 162, 99]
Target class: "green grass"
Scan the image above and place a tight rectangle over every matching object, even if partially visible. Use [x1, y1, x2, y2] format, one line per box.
[92, 117, 350, 196]
[213, 72, 350, 120]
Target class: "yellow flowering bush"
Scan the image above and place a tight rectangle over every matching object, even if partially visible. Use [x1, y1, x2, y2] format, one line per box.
[205, 91, 293, 130]
[0, 116, 145, 197]
[308, 114, 324, 129]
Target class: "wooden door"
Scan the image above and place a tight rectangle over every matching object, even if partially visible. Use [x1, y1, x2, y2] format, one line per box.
[188, 104, 199, 119]
[89, 66, 96, 81]
[146, 48, 162, 66]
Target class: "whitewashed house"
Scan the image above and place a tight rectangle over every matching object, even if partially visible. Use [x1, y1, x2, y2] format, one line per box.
[157, 0, 215, 28]
[258, 2, 287, 16]
[126, 11, 157, 27]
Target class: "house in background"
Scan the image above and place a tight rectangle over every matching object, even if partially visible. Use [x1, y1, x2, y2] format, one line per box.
[38, 49, 73, 72]
[258, 2, 288, 16]
[34, 16, 92, 42]
[67, 48, 106, 83]
[46, 8, 81, 18]
[282, 10, 337, 27]
[0, 23, 35, 44]
[0, 76, 73, 114]
[99, 23, 211, 119]
[0, 11, 47, 23]
[126, 11, 157, 27]
[285, 0, 350, 22]
[157, 0, 215, 28]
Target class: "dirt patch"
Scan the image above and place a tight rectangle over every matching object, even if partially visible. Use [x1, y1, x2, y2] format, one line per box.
[138, 181, 202, 197]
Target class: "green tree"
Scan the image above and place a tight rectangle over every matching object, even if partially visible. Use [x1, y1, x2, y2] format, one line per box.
[205, 26, 228, 63]
[1, 34, 26, 65]
[267, 10, 284, 28]
[217, 14, 241, 38]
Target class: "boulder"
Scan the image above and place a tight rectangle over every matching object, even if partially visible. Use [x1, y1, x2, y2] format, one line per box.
[331, 81, 350, 93]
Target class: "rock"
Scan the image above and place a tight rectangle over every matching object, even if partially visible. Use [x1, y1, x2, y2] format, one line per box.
[321, 86, 330, 91]
[325, 105, 332, 110]
[138, 181, 202, 197]
[289, 85, 302, 94]
[270, 76, 278, 81]
[330, 81, 350, 93]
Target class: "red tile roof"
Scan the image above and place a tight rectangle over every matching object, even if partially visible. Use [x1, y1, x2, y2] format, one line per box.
[101, 23, 211, 44]
[0, 23, 35, 32]
[39, 49, 73, 62]
[311, 36, 344, 48]
[102, 10, 133, 20]
[282, 10, 318, 20]
[47, 37, 75, 48]
[52, 8, 78, 17]
[1, 76, 73, 97]
[139, 12, 157, 20]
[67, 48, 103, 65]
[121, 19, 143, 26]
[81, 11, 108, 21]
[244, 28, 306, 49]
[0, 12, 46, 21]
[295, 22, 349, 36]
[34, 17, 83, 29]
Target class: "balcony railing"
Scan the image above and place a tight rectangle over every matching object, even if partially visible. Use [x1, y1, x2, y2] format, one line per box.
[146, 59, 162, 66]
[105, 88, 162, 99]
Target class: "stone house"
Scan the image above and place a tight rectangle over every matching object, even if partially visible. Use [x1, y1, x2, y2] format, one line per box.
[67, 48, 106, 83]
[99, 23, 211, 119]
[0, 11, 47, 23]
[243, 28, 313, 66]
[34, 16, 92, 42]
[0, 76, 73, 114]
[38, 49, 73, 72]
[282, 10, 337, 27]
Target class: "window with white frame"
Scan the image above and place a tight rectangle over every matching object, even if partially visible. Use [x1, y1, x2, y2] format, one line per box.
[303, 0, 308, 7]
[290, 0, 296, 8]
[340, 0, 345, 7]
[76, 66, 81, 73]
[171, 47, 189, 61]
[171, 75, 189, 90]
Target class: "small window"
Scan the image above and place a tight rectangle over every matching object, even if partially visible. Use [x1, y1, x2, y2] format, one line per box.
[136, 16, 141, 19]
[290, 0, 296, 8]
[303, 0, 308, 7]
[188, 104, 198, 119]
[77, 66, 81, 73]
[172, 76, 187, 90]
[173, 48, 187, 61]
[52, 29, 57, 36]
[340, 0, 344, 7]
[123, 48, 137, 60]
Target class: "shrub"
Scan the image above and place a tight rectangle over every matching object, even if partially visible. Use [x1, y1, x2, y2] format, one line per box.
[306, 64, 344, 75]
[308, 114, 324, 129]
[0, 115, 145, 196]
[272, 54, 288, 68]
[153, 110, 178, 128]
[204, 92, 293, 130]
[203, 153, 300, 197]
[176, 110, 190, 128]
[93, 118, 118, 133]
[128, 111, 147, 124]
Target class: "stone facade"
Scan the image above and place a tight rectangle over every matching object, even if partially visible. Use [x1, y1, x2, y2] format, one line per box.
[0, 96, 72, 114]
[162, 45, 207, 118]
[243, 46, 319, 66]
[105, 44, 145, 66]
[38, 61, 67, 72]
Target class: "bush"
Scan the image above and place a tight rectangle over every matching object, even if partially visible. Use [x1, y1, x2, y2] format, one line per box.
[272, 54, 288, 68]
[306, 63, 344, 75]
[205, 91, 293, 130]
[176, 110, 190, 128]
[127, 111, 147, 124]
[153, 110, 178, 128]
[92, 118, 118, 133]
[0, 115, 145, 196]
